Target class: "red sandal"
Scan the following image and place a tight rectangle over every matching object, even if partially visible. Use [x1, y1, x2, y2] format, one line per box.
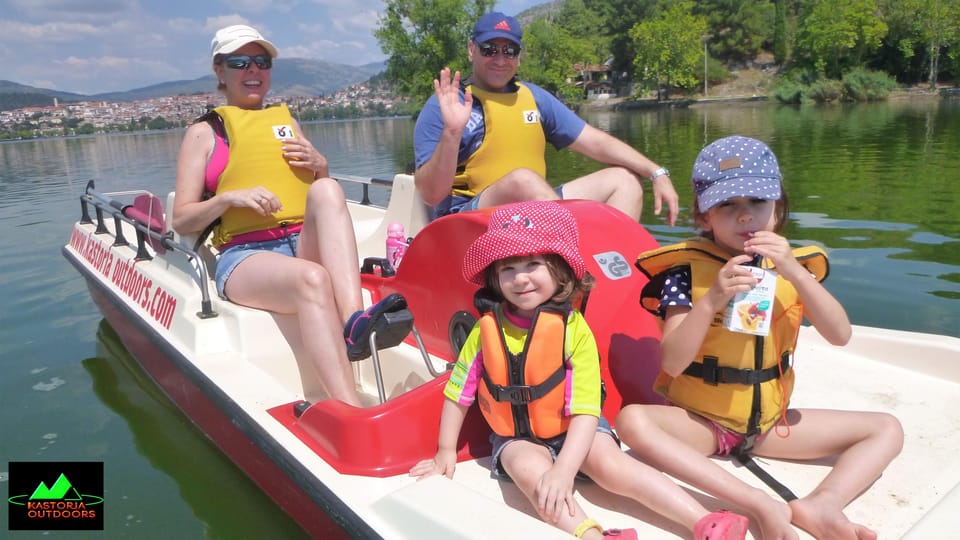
[694, 510, 749, 540]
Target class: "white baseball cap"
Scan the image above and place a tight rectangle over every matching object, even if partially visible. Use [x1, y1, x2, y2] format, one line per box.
[211, 25, 278, 60]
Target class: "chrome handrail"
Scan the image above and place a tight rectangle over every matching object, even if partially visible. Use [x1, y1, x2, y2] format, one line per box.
[79, 180, 218, 319]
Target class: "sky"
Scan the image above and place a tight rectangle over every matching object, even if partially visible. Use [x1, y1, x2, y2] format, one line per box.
[2, 0, 542, 96]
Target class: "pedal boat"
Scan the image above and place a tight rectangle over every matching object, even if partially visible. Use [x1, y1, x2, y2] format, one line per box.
[62, 174, 960, 539]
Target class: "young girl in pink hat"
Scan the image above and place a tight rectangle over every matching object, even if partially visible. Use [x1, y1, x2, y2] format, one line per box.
[409, 200, 748, 540]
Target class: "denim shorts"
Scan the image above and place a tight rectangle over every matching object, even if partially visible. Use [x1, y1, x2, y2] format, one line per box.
[490, 415, 617, 481]
[215, 234, 299, 300]
[433, 185, 565, 218]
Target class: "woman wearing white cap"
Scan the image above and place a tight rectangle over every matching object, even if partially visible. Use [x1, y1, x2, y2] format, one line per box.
[171, 25, 407, 406]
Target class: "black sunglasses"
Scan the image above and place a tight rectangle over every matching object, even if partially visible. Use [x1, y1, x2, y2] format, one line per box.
[221, 54, 273, 70]
[477, 41, 521, 59]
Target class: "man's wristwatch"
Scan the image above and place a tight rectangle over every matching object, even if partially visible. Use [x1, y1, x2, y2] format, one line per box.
[649, 167, 670, 181]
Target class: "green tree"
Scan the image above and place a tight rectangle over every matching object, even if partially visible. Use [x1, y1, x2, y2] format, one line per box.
[555, 0, 609, 59]
[695, 0, 775, 63]
[630, 1, 708, 99]
[583, 0, 657, 79]
[520, 18, 599, 102]
[773, 0, 789, 64]
[796, 0, 888, 78]
[891, 0, 960, 88]
[146, 116, 173, 130]
[374, 0, 493, 106]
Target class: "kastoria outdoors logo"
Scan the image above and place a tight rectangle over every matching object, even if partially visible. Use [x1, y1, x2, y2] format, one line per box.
[7, 461, 104, 531]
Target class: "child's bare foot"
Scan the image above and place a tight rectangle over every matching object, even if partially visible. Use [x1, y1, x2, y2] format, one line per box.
[790, 496, 877, 540]
[750, 495, 798, 540]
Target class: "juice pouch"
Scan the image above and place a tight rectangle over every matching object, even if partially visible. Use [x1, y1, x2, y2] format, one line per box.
[723, 265, 776, 336]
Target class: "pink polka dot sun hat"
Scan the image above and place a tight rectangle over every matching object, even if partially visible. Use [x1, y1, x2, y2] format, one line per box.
[462, 201, 585, 285]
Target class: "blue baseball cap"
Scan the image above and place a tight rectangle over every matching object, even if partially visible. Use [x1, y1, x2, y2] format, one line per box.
[472, 12, 523, 47]
[692, 135, 782, 212]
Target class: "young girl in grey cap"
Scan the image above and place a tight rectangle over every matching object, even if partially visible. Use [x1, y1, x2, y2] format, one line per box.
[618, 136, 904, 540]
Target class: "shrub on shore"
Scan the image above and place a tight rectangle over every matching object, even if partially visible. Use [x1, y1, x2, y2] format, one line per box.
[772, 68, 897, 104]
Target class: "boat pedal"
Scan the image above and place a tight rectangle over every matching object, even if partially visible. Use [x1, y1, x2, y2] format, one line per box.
[365, 309, 415, 404]
[364, 308, 414, 355]
[293, 400, 312, 418]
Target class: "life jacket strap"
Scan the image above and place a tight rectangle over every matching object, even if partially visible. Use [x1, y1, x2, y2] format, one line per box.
[483, 365, 565, 405]
[684, 353, 790, 386]
[733, 448, 799, 502]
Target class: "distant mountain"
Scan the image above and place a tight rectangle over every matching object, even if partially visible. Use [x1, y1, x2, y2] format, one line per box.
[0, 80, 88, 110]
[0, 58, 386, 110]
[516, 0, 563, 24]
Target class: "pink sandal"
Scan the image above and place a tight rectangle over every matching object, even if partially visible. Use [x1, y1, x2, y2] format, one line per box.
[694, 510, 749, 540]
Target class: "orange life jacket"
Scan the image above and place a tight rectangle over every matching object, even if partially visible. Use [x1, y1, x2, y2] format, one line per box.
[477, 303, 569, 439]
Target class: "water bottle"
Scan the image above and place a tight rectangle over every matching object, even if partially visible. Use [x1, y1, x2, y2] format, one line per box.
[385, 222, 408, 270]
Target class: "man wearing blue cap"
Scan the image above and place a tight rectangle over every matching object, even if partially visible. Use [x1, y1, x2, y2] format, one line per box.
[413, 12, 679, 225]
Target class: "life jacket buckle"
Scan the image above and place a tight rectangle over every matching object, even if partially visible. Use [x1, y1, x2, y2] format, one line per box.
[702, 356, 720, 385]
[499, 385, 533, 404]
[735, 433, 757, 458]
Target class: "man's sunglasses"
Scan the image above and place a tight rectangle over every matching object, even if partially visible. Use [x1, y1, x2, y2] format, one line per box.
[221, 54, 273, 70]
[477, 41, 521, 59]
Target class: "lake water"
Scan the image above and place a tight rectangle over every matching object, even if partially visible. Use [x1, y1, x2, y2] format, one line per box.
[1, 100, 957, 538]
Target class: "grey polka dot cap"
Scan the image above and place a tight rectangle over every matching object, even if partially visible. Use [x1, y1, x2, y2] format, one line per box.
[692, 135, 782, 212]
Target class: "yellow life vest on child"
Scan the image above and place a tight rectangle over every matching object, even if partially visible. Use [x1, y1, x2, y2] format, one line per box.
[452, 83, 547, 198]
[212, 104, 313, 247]
[635, 238, 829, 435]
[478, 304, 569, 439]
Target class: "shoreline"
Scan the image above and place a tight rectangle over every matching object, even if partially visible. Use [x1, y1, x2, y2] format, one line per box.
[578, 87, 949, 112]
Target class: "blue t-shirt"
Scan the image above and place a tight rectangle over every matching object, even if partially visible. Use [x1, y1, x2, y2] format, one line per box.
[413, 80, 587, 170]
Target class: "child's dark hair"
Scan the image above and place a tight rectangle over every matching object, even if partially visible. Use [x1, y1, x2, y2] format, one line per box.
[691, 191, 791, 238]
[483, 253, 594, 305]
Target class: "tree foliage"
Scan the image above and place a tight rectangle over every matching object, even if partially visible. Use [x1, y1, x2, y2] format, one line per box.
[371, 0, 960, 106]
[795, 0, 888, 78]
[554, 0, 609, 59]
[583, 0, 657, 78]
[882, 0, 960, 88]
[374, 0, 493, 105]
[630, 1, 708, 99]
[520, 18, 599, 101]
[694, 0, 775, 63]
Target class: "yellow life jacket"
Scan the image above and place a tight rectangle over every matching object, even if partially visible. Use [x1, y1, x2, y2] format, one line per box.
[635, 238, 829, 435]
[452, 83, 546, 198]
[211, 104, 313, 247]
[478, 304, 569, 439]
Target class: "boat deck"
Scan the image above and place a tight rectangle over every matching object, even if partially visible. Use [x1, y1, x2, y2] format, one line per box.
[270, 325, 960, 539]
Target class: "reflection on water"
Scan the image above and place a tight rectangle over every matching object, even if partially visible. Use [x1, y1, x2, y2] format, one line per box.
[85, 320, 308, 539]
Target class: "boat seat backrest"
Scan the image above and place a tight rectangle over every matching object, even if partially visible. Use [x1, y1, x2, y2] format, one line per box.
[123, 193, 167, 253]
[165, 192, 219, 277]
[353, 174, 431, 261]
[384, 173, 431, 238]
[374, 200, 669, 417]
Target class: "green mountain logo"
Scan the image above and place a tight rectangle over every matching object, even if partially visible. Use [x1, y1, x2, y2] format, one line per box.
[29, 473, 83, 501]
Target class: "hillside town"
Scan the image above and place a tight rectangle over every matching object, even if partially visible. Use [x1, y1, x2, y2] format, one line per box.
[0, 82, 411, 140]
